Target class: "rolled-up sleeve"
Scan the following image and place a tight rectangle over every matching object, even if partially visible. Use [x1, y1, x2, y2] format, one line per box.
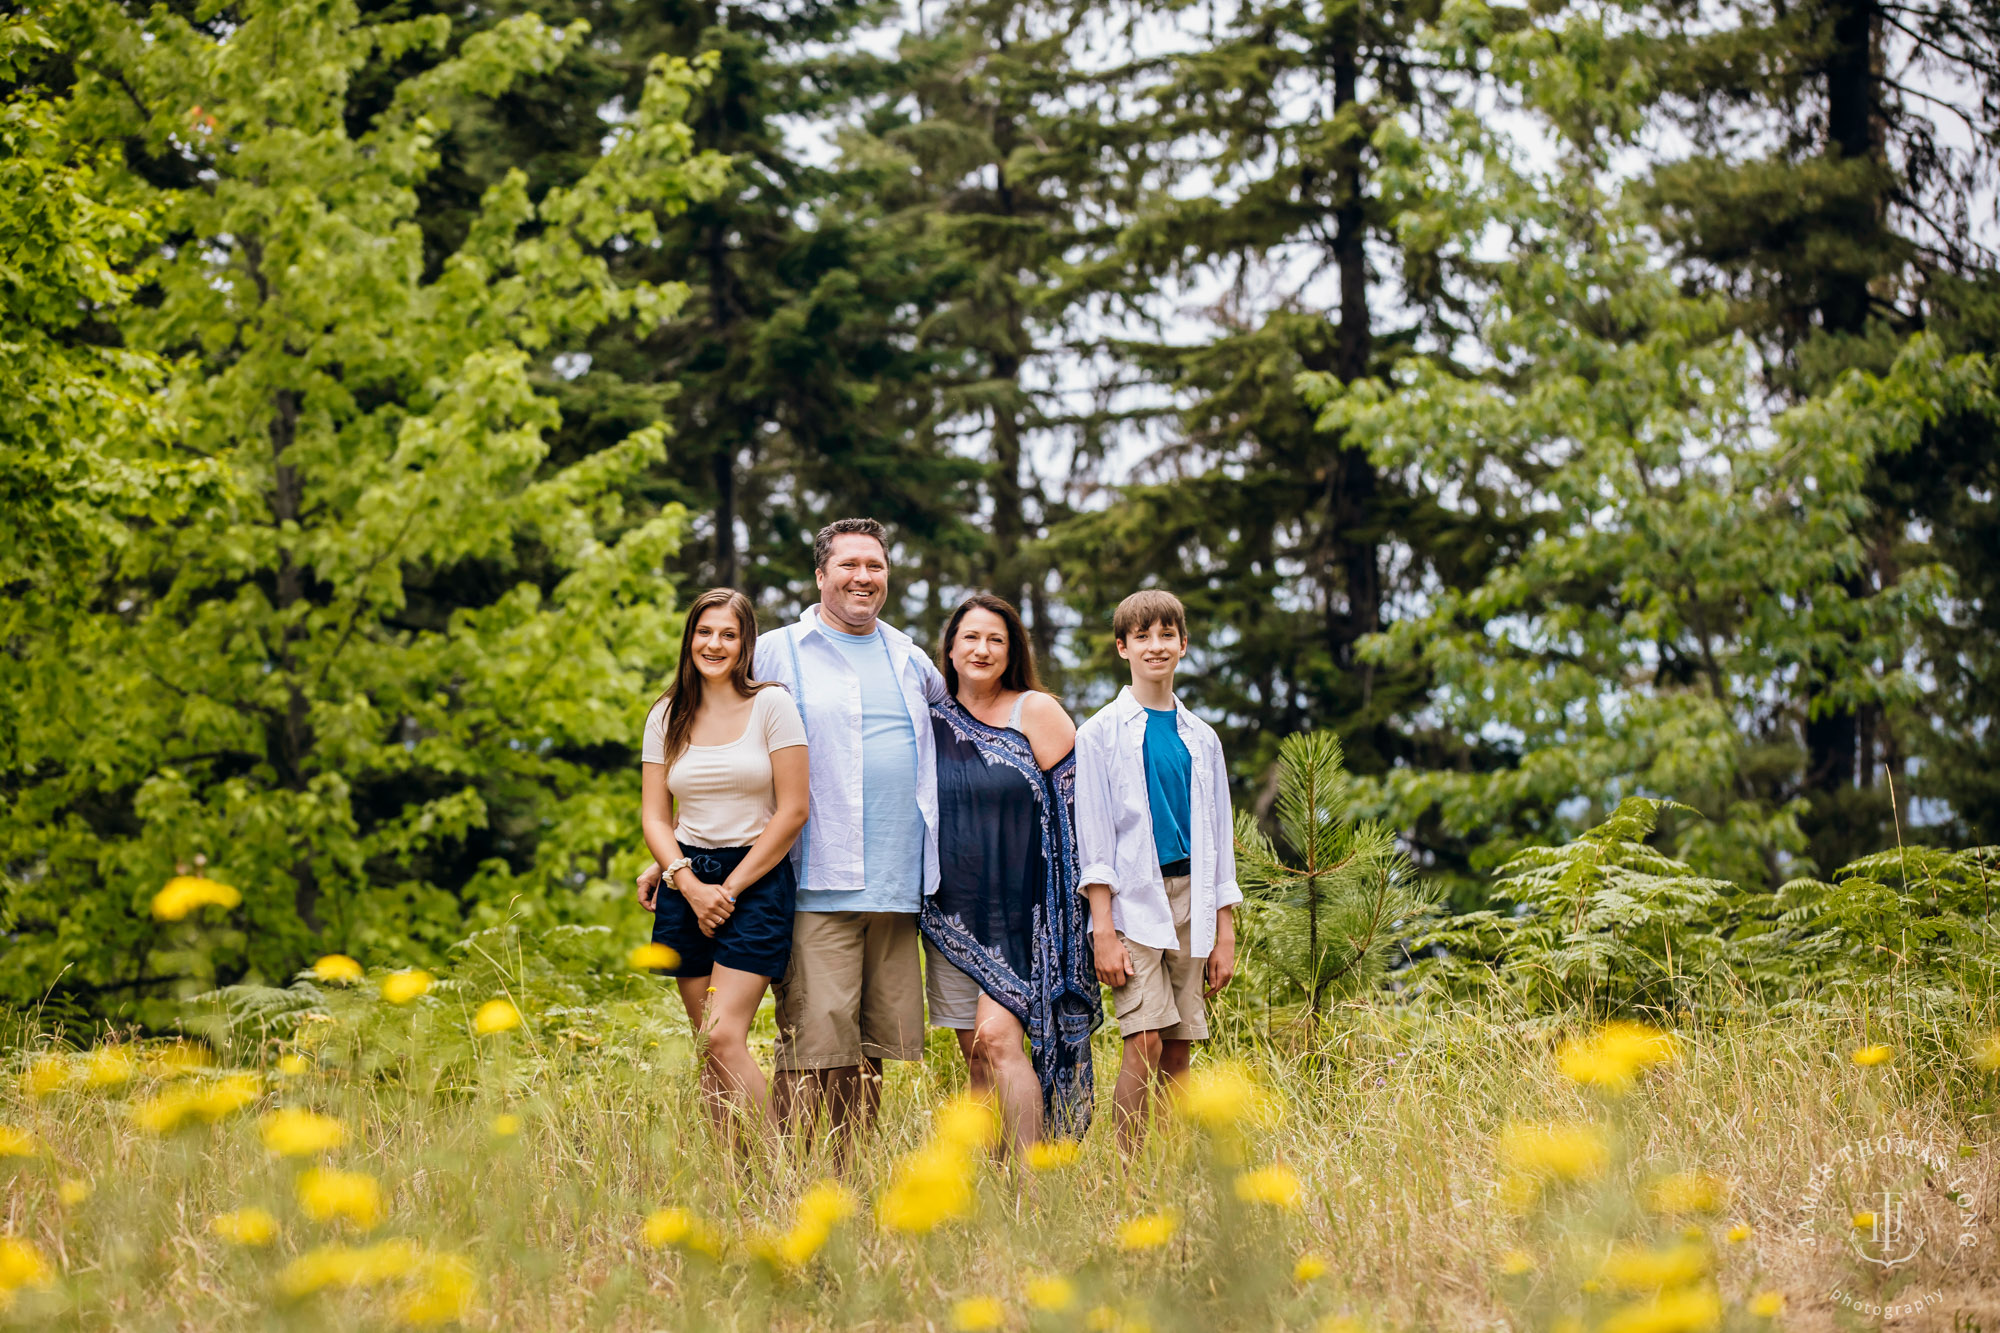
[1073, 726, 1119, 892]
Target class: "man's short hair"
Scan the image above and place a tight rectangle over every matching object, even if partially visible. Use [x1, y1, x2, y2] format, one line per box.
[1112, 589, 1187, 643]
[813, 518, 889, 571]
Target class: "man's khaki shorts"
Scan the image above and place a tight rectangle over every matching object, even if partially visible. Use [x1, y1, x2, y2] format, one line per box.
[773, 911, 925, 1070]
[1111, 873, 1209, 1040]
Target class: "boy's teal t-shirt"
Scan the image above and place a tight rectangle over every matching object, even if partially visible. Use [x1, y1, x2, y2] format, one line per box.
[1142, 706, 1192, 866]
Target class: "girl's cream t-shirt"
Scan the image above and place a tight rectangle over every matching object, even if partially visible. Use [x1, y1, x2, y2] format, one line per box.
[641, 687, 807, 849]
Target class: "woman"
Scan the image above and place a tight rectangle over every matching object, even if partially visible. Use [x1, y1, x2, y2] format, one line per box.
[922, 593, 1100, 1149]
[639, 588, 808, 1139]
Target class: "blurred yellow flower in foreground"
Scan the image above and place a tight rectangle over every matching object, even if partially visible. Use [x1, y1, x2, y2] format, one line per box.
[1974, 1032, 2000, 1071]
[1294, 1253, 1329, 1282]
[277, 1239, 424, 1298]
[1726, 1223, 1751, 1244]
[951, 1295, 1004, 1330]
[1558, 1021, 1678, 1094]
[1025, 1139, 1080, 1171]
[1596, 1285, 1722, 1333]
[1318, 1318, 1367, 1333]
[627, 943, 680, 971]
[1851, 1044, 1892, 1067]
[490, 1113, 522, 1137]
[642, 1207, 722, 1259]
[1234, 1164, 1302, 1210]
[1116, 1211, 1177, 1251]
[0, 1127, 36, 1157]
[81, 1047, 135, 1090]
[473, 999, 521, 1036]
[1026, 1274, 1077, 1311]
[1498, 1249, 1535, 1276]
[311, 955, 364, 984]
[799, 1180, 858, 1229]
[152, 876, 240, 921]
[1174, 1062, 1265, 1128]
[935, 1095, 997, 1152]
[277, 1054, 312, 1078]
[1643, 1171, 1731, 1215]
[211, 1208, 280, 1247]
[21, 1056, 67, 1098]
[1599, 1242, 1709, 1293]
[399, 1254, 477, 1326]
[57, 1179, 90, 1207]
[145, 1043, 214, 1078]
[1748, 1291, 1785, 1318]
[297, 1167, 383, 1231]
[878, 1142, 976, 1233]
[0, 1236, 52, 1297]
[1497, 1121, 1607, 1185]
[381, 970, 434, 1005]
[759, 1184, 856, 1269]
[132, 1074, 261, 1135]
[261, 1108, 347, 1157]
[1851, 1210, 1876, 1231]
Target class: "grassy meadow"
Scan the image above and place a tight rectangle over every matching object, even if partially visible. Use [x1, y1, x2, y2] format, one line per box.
[1, 945, 1996, 1332]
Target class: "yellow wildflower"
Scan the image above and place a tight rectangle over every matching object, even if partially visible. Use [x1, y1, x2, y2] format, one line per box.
[276, 1239, 424, 1298]
[399, 1254, 477, 1326]
[1294, 1254, 1329, 1283]
[20, 1056, 68, 1098]
[1497, 1121, 1608, 1182]
[0, 1127, 36, 1157]
[277, 1053, 312, 1077]
[297, 1167, 383, 1230]
[1596, 1286, 1722, 1333]
[1025, 1139, 1081, 1171]
[490, 1113, 522, 1137]
[1748, 1291, 1784, 1318]
[131, 1073, 260, 1135]
[642, 1207, 722, 1259]
[261, 1107, 347, 1157]
[211, 1208, 280, 1246]
[56, 1179, 90, 1207]
[472, 998, 521, 1036]
[1973, 1032, 2000, 1071]
[1116, 1211, 1177, 1251]
[1851, 1210, 1875, 1231]
[1234, 1164, 1303, 1210]
[0, 1236, 52, 1295]
[1599, 1242, 1709, 1293]
[1026, 1274, 1077, 1310]
[1851, 1044, 1892, 1067]
[1498, 1249, 1535, 1276]
[627, 943, 680, 971]
[151, 875, 241, 921]
[311, 954, 364, 984]
[1558, 1021, 1678, 1093]
[798, 1180, 859, 1230]
[1644, 1171, 1731, 1215]
[1173, 1062, 1264, 1128]
[1725, 1224, 1751, 1244]
[951, 1295, 1005, 1331]
[80, 1047, 135, 1090]
[1084, 1306, 1121, 1332]
[381, 970, 434, 1005]
[146, 1042, 214, 1078]
[1319, 1319, 1367, 1333]
[877, 1142, 977, 1233]
[935, 1095, 997, 1152]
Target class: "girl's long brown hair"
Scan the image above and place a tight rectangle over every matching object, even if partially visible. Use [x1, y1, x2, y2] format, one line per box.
[939, 592, 1043, 698]
[652, 588, 779, 773]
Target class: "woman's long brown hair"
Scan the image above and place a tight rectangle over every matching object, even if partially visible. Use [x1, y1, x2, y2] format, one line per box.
[652, 588, 778, 773]
[939, 592, 1043, 698]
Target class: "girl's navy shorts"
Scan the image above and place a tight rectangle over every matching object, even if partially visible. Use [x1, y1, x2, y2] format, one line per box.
[651, 845, 796, 981]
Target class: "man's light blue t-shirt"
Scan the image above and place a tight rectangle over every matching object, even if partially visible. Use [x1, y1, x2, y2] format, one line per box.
[799, 626, 925, 912]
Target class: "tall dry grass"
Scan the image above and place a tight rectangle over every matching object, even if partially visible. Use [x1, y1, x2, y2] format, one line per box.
[1, 983, 1995, 1331]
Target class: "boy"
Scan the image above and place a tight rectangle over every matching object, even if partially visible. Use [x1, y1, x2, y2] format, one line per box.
[1073, 589, 1239, 1153]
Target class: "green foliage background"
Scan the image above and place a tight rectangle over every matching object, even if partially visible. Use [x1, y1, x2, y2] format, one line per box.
[4, 0, 2000, 1024]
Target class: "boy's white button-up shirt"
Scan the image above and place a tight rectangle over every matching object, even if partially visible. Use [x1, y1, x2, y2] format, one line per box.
[1073, 686, 1241, 958]
[752, 605, 947, 900]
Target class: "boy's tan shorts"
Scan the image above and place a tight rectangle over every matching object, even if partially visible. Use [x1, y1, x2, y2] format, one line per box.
[1110, 873, 1209, 1041]
[773, 910, 926, 1070]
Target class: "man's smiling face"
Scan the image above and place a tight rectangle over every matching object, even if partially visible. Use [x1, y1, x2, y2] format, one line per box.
[815, 532, 890, 633]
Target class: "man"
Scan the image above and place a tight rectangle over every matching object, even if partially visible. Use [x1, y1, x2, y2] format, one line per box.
[639, 518, 943, 1151]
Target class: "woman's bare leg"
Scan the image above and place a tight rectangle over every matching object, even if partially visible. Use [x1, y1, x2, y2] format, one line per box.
[970, 994, 1042, 1154]
[676, 967, 775, 1141]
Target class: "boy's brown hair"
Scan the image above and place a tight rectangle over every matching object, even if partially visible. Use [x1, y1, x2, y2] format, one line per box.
[1112, 589, 1187, 643]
